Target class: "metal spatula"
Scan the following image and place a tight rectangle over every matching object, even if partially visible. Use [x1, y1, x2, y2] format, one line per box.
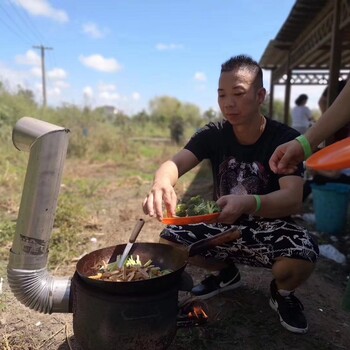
[117, 218, 145, 268]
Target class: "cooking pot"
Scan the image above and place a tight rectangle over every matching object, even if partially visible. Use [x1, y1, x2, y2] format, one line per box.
[76, 227, 241, 295]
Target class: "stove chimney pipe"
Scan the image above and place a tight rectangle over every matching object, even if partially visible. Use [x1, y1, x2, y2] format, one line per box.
[7, 117, 71, 313]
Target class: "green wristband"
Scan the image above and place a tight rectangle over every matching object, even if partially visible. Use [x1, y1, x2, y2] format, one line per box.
[253, 194, 261, 213]
[295, 135, 312, 160]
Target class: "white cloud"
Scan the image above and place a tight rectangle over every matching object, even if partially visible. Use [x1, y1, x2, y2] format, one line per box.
[47, 86, 62, 97]
[12, 0, 68, 23]
[83, 86, 94, 106]
[132, 92, 140, 101]
[79, 54, 122, 73]
[82, 22, 106, 39]
[34, 82, 42, 94]
[47, 68, 67, 80]
[98, 83, 117, 92]
[54, 80, 69, 89]
[15, 50, 40, 66]
[0, 62, 29, 90]
[155, 43, 184, 51]
[99, 85, 119, 100]
[83, 86, 94, 99]
[194, 72, 207, 82]
[30, 67, 42, 77]
[99, 91, 120, 101]
[79, 83, 143, 114]
[0, 59, 71, 106]
[88, 83, 139, 109]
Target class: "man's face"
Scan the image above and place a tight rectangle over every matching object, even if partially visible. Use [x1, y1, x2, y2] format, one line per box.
[217, 68, 265, 126]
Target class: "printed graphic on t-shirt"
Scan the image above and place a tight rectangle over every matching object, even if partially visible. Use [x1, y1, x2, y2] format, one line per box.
[217, 156, 269, 197]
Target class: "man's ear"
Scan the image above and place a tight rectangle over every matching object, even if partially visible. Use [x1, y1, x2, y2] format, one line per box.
[257, 87, 266, 104]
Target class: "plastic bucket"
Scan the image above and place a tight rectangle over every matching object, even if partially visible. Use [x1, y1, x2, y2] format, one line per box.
[311, 183, 350, 235]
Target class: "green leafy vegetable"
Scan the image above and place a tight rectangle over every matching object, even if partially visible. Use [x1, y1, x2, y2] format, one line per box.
[175, 203, 188, 217]
[175, 195, 220, 217]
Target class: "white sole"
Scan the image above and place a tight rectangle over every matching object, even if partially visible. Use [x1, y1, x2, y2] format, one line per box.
[193, 280, 242, 300]
[269, 298, 308, 334]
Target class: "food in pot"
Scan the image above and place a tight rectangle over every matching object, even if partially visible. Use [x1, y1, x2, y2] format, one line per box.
[88, 255, 172, 282]
[175, 195, 221, 217]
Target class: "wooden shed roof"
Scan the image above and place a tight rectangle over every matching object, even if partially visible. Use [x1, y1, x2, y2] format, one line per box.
[259, 0, 350, 84]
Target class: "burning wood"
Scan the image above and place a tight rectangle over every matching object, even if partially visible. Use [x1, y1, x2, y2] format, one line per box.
[177, 301, 208, 328]
[190, 305, 208, 319]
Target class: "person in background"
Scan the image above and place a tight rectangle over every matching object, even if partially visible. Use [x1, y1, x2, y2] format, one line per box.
[269, 79, 350, 175]
[291, 94, 313, 135]
[143, 55, 318, 334]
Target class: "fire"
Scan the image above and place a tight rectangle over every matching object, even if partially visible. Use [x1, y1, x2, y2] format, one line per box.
[188, 305, 208, 320]
[177, 303, 208, 327]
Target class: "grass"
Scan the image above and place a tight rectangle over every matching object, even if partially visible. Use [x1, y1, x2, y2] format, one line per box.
[2, 99, 348, 350]
[0, 221, 16, 262]
[0, 115, 185, 271]
[0, 135, 193, 336]
[0, 115, 189, 349]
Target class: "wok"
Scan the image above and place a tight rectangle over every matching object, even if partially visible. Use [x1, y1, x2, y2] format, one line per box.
[76, 227, 241, 295]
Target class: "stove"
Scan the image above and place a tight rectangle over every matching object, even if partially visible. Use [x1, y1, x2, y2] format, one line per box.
[72, 273, 179, 350]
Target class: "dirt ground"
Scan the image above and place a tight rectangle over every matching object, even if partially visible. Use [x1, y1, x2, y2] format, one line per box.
[1, 160, 350, 350]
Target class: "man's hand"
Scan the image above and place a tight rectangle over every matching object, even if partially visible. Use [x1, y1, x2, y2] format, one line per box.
[216, 194, 255, 224]
[269, 140, 304, 174]
[142, 181, 177, 221]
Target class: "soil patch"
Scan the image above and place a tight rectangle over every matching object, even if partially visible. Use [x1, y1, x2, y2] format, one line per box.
[1, 160, 349, 350]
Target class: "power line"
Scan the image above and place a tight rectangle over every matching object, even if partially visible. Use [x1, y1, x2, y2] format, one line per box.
[33, 45, 53, 107]
[7, 2, 59, 70]
[7, 0, 47, 45]
[0, 3, 33, 46]
[2, 2, 59, 70]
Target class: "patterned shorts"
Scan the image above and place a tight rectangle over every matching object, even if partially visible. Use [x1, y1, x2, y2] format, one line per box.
[160, 216, 319, 268]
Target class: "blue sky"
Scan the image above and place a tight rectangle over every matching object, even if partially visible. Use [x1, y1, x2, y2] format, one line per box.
[0, 0, 325, 114]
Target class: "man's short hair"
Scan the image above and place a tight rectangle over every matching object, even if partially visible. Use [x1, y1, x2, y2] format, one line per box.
[221, 55, 263, 89]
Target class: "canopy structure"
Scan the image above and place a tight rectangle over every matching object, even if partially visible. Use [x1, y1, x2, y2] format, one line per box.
[259, 0, 350, 130]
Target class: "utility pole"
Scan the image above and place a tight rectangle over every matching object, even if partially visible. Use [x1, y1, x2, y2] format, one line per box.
[33, 45, 53, 107]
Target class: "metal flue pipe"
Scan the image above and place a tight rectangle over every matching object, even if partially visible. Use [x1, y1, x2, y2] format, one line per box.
[7, 117, 72, 313]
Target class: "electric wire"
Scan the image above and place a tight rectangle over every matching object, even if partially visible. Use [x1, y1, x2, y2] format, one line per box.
[10, 1, 58, 70]
[1, 1, 58, 77]
[0, 2, 33, 46]
[7, 0, 47, 45]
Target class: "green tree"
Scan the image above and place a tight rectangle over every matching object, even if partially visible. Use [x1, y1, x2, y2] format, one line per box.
[203, 108, 219, 122]
[261, 98, 285, 122]
[169, 115, 184, 145]
[149, 96, 202, 128]
[133, 110, 150, 125]
[269, 99, 285, 122]
[149, 96, 181, 124]
[178, 102, 201, 127]
[16, 87, 36, 106]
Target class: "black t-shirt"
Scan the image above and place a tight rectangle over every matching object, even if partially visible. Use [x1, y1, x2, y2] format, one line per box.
[184, 118, 303, 200]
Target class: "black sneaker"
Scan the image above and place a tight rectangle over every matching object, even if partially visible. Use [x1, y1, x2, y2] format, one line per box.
[191, 264, 241, 300]
[269, 279, 308, 334]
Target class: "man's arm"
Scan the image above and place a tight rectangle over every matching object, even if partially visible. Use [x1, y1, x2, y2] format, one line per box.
[216, 175, 303, 223]
[257, 175, 303, 217]
[270, 80, 350, 174]
[143, 149, 200, 220]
